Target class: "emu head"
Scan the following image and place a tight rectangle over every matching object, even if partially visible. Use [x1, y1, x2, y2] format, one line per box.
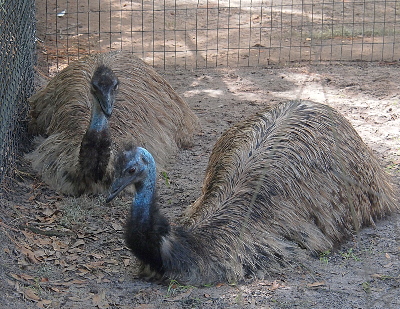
[91, 65, 119, 117]
[106, 146, 155, 202]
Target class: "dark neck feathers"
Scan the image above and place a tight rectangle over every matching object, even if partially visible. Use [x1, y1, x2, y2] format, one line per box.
[79, 128, 112, 183]
[125, 162, 170, 274]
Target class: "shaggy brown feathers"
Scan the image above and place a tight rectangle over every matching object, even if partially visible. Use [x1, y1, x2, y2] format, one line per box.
[187, 100, 397, 254]
[110, 100, 397, 285]
[27, 51, 199, 196]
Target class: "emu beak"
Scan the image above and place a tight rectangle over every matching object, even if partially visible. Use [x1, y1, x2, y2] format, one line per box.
[106, 176, 131, 203]
[99, 94, 114, 118]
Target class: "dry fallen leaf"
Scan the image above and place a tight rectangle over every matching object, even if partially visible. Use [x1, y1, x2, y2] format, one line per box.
[166, 289, 192, 302]
[77, 269, 90, 276]
[113, 247, 127, 251]
[17, 258, 30, 267]
[52, 239, 69, 251]
[92, 290, 109, 309]
[134, 305, 157, 309]
[71, 239, 85, 248]
[34, 250, 47, 260]
[66, 253, 80, 262]
[21, 230, 33, 238]
[104, 259, 119, 265]
[111, 222, 123, 231]
[65, 265, 79, 272]
[42, 207, 57, 217]
[23, 288, 41, 301]
[90, 253, 104, 259]
[68, 247, 83, 254]
[54, 259, 67, 267]
[269, 280, 282, 291]
[6, 279, 14, 286]
[68, 295, 92, 302]
[307, 281, 326, 288]
[64, 279, 87, 286]
[51, 285, 64, 292]
[37, 299, 52, 308]
[20, 246, 40, 263]
[20, 273, 36, 281]
[83, 261, 105, 269]
[35, 238, 53, 247]
[9, 273, 23, 281]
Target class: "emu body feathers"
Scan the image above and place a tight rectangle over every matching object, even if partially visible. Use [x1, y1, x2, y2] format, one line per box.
[108, 100, 397, 285]
[27, 51, 199, 196]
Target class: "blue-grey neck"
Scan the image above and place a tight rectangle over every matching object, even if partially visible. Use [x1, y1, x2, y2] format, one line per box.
[88, 100, 109, 132]
[132, 149, 157, 223]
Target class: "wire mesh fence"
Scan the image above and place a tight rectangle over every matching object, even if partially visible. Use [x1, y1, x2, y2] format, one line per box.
[0, 0, 36, 192]
[36, 0, 400, 72]
[1, 0, 399, 191]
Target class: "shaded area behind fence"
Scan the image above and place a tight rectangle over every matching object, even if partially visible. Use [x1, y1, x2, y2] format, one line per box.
[37, 0, 400, 72]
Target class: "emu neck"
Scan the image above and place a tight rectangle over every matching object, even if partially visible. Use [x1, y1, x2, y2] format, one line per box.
[88, 99, 109, 132]
[132, 167, 157, 224]
[126, 160, 170, 274]
[78, 100, 112, 184]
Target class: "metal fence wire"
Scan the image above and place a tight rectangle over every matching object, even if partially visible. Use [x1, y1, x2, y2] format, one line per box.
[0, 0, 36, 193]
[37, 0, 400, 72]
[0, 0, 399, 192]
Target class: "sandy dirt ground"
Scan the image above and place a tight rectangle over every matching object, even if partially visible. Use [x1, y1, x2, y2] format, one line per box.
[0, 63, 399, 309]
[1, 0, 400, 308]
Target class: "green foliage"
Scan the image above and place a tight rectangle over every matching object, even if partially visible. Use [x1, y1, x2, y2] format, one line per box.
[319, 250, 331, 264]
[341, 248, 361, 261]
[362, 281, 371, 293]
[166, 279, 194, 296]
[161, 171, 171, 186]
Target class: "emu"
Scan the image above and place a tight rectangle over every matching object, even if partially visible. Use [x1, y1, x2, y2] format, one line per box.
[106, 100, 397, 285]
[26, 51, 199, 196]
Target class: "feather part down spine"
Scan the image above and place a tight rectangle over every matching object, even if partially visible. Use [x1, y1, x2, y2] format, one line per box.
[107, 100, 397, 285]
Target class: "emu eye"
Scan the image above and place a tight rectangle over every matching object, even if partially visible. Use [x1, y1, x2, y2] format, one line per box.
[128, 167, 136, 174]
[114, 84, 119, 91]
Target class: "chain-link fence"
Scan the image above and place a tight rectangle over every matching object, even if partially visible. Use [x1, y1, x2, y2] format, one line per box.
[37, 0, 400, 72]
[0, 0, 36, 194]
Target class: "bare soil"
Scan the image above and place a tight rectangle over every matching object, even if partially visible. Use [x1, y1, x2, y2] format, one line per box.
[1, 62, 399, 309]
[1, 0, 399, 308]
